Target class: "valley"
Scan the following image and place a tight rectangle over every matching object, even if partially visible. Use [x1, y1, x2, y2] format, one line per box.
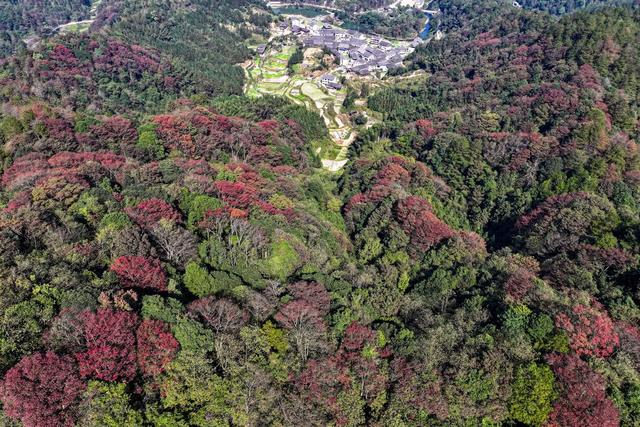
[244, 6, 431, 170]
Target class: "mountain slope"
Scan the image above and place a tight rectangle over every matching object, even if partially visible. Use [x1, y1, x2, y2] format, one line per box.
[94, 0, 272, 97]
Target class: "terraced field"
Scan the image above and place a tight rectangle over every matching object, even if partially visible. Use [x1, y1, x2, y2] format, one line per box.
[244, 45, 352, 170]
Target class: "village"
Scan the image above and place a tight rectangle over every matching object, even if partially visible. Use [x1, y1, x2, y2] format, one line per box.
[245, 4, 440, 170]
[261, 11, 436, 81]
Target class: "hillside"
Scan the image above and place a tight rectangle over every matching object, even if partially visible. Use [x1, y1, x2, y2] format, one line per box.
[0, 0, 639, 426]
[0, 0, 94, 55]
[94, 0, 272, 97]
[519, 0, 639, 15]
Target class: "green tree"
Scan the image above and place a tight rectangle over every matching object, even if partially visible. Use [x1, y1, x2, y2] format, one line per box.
[509, 363, 556, 426]
[77, 381, 143, 427]
[183, 262, 219, 298]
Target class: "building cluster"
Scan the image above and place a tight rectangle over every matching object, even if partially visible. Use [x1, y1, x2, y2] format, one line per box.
[279, 17, 417, 76]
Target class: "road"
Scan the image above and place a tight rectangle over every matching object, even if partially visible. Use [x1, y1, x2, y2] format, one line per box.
[267, 0, 437, 16]
[51, 20, 94, 33]
[267, 2, 342, 13]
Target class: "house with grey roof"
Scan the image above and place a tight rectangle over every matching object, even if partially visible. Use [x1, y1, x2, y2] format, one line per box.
[320, 73, 342, 90]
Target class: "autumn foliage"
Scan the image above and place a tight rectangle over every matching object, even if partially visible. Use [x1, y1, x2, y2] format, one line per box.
[125, 198, 182, 227]
[136, 319, 179, 376]
[546, 353, 620, 427]
[76, 309, 139, 382]
[111, 256, 168, 291]
[1, 352, 86, 427]
[555, 300, 619, 358]
[396, 196, 454, 252]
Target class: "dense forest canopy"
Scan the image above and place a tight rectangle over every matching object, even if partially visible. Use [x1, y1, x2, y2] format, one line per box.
[0, 0, 94, 55]
[337, 7, 426, 39]
[92, 0, 271, 97]
[519, 0, 639, 15]
[0, 0, 639, 426]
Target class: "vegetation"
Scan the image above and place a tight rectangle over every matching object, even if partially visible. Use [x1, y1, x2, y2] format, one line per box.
[96, 0, 272, 97]
[338, 7, 426, 39]
[0, 0, 94, 55]
[0, 0, 639, 426]
[519, 0, 638, 15]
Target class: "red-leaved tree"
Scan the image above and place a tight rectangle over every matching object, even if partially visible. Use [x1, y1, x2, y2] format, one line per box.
[294, 322, 391, 425]
[76, 309, 139, 382]
[136, 319, 179, 376]
[125, 198, 182, 228]
[110, 256, 168, 291]
[546, 353, 620, 427]
[1, 352, 86, 427]
[396, 196, 454, 252]
[288, 281, 331, 316]
[555, 300, 619, 358]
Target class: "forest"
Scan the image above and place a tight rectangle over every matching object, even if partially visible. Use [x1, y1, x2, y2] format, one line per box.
[0, 0, 93, 56]
[0, 0, 639, 426]
[519, 0, 638, 15]
[337, 8, 426, 39]
[92, 0, 272, 97]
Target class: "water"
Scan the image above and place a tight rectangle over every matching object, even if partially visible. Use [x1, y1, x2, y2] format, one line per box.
[419, 13, 432, 39]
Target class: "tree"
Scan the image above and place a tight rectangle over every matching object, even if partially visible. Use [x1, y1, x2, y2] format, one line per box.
[383, 358, 449, 423]
[171, 317, 215, 355]
[395, 196, 454, 252]
[546, 353, 620, 427]
[275, 299, 326, 361]
[555, 300, 619, 358]
[158, 351, 241, 425]
[76, 309, 139, 382]
[44, 308, 87, 353]
[188, 297, 248, 333]
[508, 362, 556, 426]
[110, 256, 168, 292]
[77, 381, 143, 427]
[151, 222, 198, 267]
[516, 193, 619, 257]
[183, 262, 220, 298]
[294, 322, 391, 424]
[125, 199, 182, 228]
[136, 319, 179, 377]
[1, 352, 86, 427]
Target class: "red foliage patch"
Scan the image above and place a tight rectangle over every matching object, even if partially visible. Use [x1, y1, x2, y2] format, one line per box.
[136, 319, 179, 376]
[111, 256, 168, 291]
[2, 151, 129, 191]
[374, 162, 411, 187]
[395, 196, 454, 252]
[76, 309, 139, 382]
[288, 281, 331, 316]
[87, 116, 138, 146]
[214, 181, 259, 209]
[415, 119, 438, 140]
[294, 322, 391, 425]
[125, 198, 182, 227]
[546, 353, 620, 427]
[1, 352, 86, 427]
[554, 300, 619, 358]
